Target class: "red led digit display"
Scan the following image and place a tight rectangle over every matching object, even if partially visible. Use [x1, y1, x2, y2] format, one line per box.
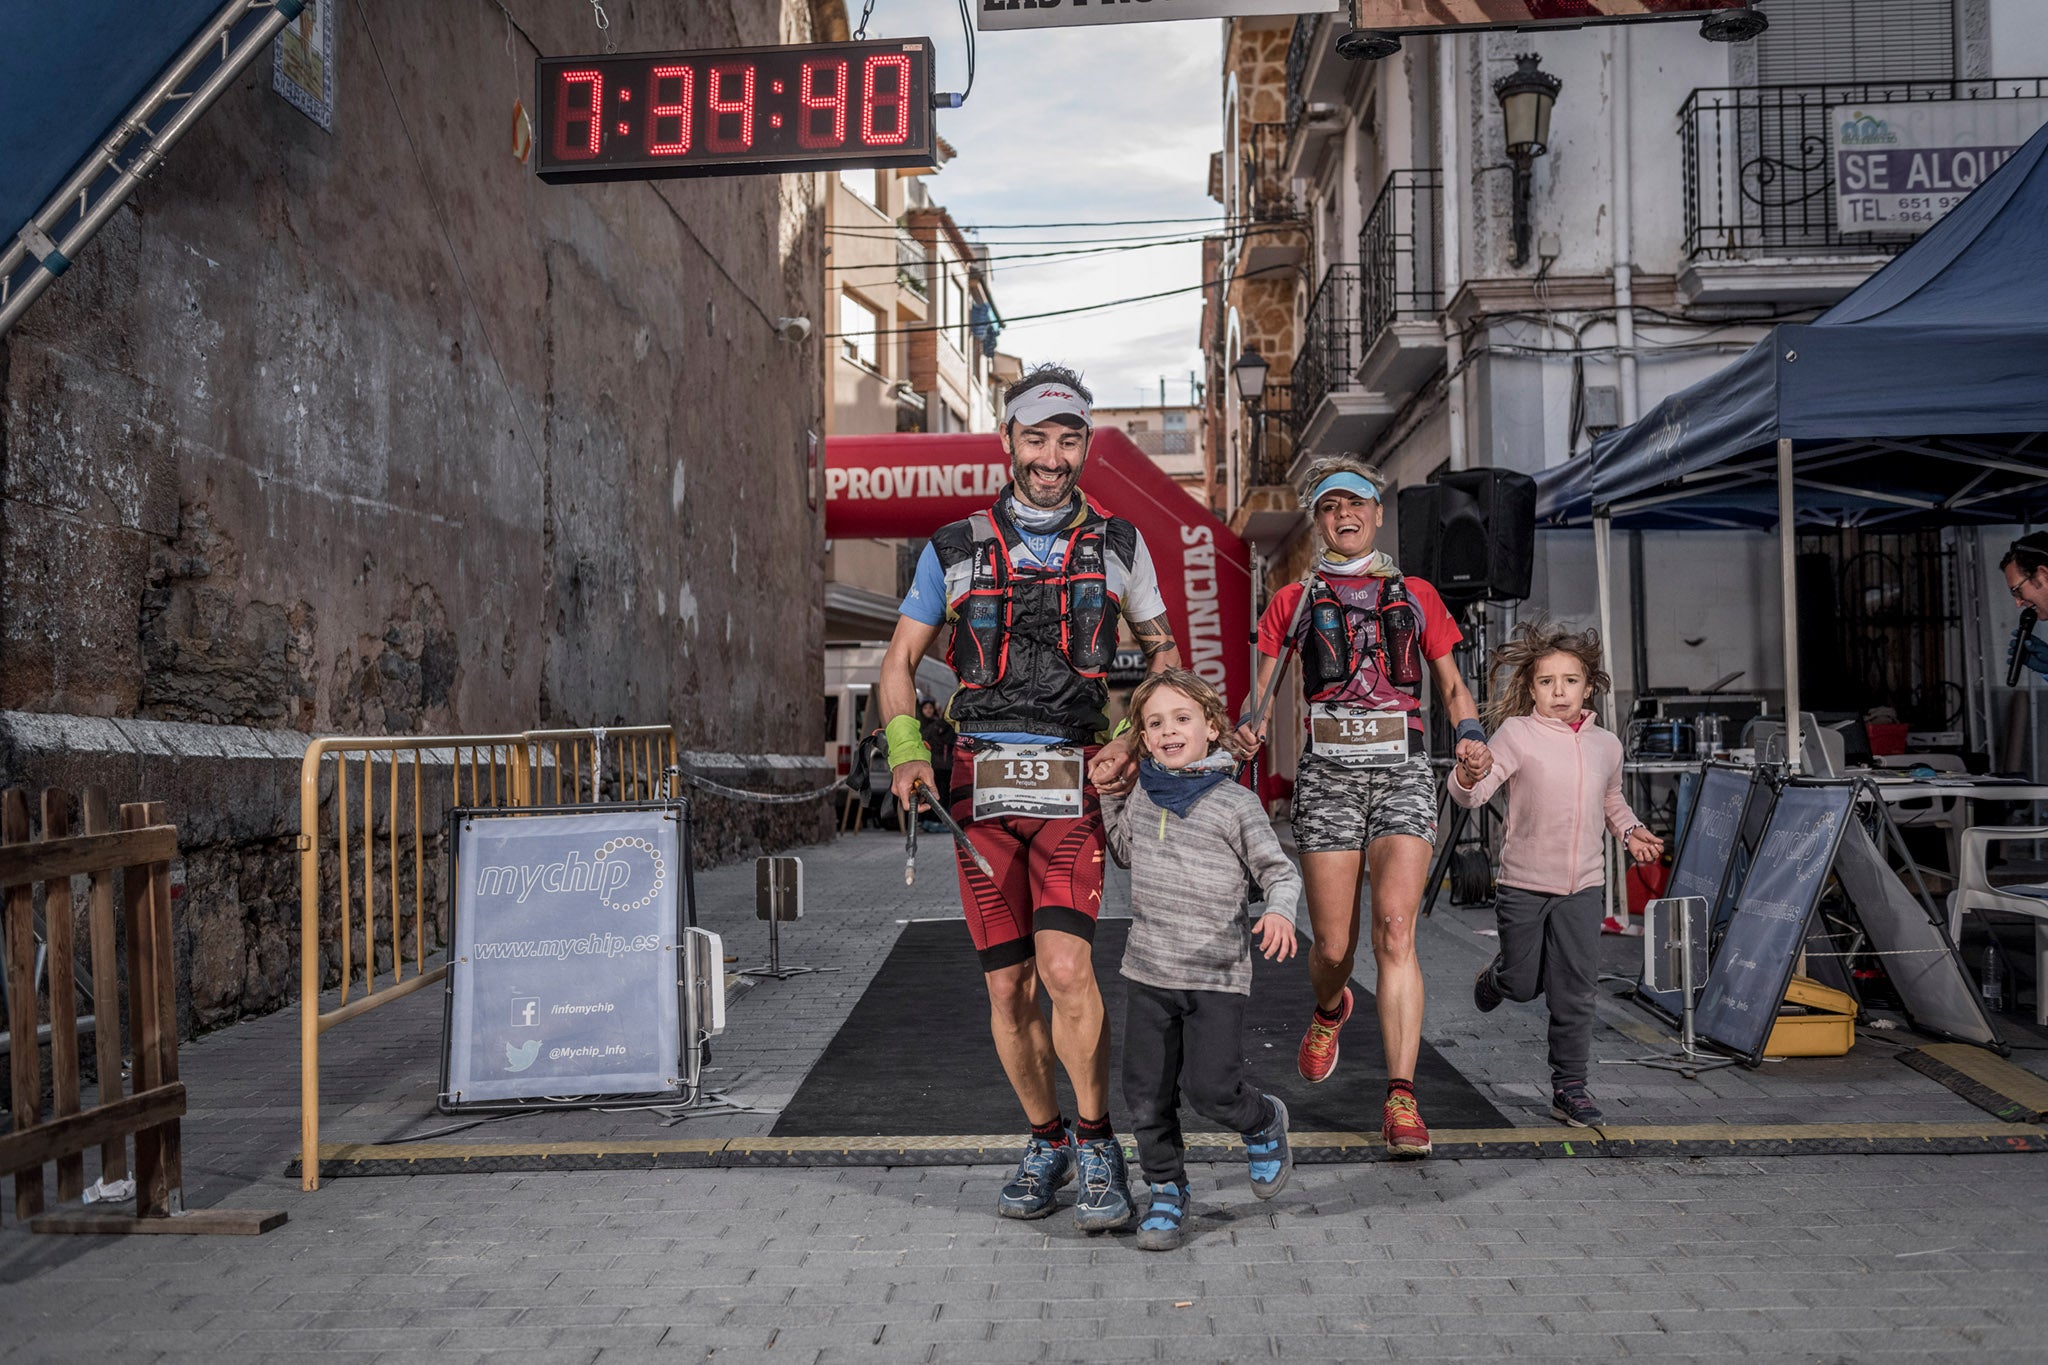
[536, 39, 934, 185]
[860, 55, 911, 148]
[552, 70, 603, 161]
[647, 65, 692, 156]
[798, 59, 848, 150]
[705, 64, 756, 153]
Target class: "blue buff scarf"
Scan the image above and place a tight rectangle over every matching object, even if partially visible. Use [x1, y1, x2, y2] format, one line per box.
[1137, 751, 1236, 819]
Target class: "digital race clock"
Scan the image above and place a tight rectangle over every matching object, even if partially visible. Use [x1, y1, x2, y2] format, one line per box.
[535, 39, 936, 185]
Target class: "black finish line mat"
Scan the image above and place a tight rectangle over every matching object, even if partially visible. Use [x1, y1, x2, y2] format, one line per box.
[768, 919, 1507, 1138]
[297, 1122, 2048, 1179]
[1898, 1044, 2048, 1124]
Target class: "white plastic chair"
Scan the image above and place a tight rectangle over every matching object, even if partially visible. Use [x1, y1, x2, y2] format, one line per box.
[1946, 824, 2048, 1026]
[1877, 752, 1969, 877]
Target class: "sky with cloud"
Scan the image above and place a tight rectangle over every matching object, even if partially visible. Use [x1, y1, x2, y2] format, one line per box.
[856, 4, 1225, 410]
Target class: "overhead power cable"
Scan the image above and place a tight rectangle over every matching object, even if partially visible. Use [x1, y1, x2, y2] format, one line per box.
[824, 222, 1297, 273]
[827, 265, 1291, 339]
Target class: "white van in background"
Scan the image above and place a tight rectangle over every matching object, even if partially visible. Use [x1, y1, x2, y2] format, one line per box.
[824, 642, 958, 821]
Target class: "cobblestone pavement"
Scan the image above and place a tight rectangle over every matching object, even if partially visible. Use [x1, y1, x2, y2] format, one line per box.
[4, 829, 2047, 1361]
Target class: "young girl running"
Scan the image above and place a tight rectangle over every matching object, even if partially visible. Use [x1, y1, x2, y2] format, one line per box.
[1099, 668, 1302, 1251]
[1448, 622, 1662, 1128]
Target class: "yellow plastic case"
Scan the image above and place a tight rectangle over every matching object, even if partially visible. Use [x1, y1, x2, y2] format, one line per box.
[1764, 975, 1858, 1058]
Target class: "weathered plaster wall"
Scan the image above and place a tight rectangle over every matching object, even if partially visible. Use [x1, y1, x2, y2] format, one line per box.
[0, 0, 837, 1035]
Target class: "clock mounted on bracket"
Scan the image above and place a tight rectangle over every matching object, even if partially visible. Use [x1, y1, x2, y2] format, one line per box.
[535, 39, 937, 184]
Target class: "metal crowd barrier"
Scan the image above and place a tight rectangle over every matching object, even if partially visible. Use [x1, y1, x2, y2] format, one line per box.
[297, 725, 679, 1190]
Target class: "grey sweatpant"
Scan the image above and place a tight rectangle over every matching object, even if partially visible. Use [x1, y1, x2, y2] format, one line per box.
[1485, 883, 1603, 1087]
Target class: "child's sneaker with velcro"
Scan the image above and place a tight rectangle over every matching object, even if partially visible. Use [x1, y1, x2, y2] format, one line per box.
[1242, 1095, 1292, 1199]
[1134, 1181, 1190, 1251]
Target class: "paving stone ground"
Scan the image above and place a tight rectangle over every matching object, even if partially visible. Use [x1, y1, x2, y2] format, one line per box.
[4, 826, 2048, 1361]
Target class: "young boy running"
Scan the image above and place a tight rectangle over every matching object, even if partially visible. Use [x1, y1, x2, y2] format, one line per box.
[1101, 669, 1303, 1250]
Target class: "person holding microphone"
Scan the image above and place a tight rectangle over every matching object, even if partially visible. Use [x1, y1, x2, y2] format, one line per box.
[2001, 532, 2048, 683]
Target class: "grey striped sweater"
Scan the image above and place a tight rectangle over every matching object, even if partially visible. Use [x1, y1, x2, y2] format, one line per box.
[1100, 781, 1302, 996]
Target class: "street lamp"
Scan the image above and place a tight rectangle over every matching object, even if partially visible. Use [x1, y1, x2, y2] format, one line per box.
[1493, 53, 1562, 269]
[1701, 3, 1769, 42]
[1233, 347, 1271, 481]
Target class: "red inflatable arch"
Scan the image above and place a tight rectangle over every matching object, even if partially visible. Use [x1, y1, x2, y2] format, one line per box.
[825, 430, 1256, 717]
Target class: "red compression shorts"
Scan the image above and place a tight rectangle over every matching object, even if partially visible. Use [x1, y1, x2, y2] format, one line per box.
[946, 741, 1106, 973]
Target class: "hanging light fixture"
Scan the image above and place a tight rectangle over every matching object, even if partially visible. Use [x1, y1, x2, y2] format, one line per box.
[1493, 53, 1563, 268]
[1232, 348, 1270, 403]
[1701, 3, 1770, 43]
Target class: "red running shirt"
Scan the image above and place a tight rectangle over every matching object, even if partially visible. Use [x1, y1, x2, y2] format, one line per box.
[1256, 574, 1463, 725]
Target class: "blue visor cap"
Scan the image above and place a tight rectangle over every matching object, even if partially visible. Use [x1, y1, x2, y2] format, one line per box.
[1309, 471, 1380, 510]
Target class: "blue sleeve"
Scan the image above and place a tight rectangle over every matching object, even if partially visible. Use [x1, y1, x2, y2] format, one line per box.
[898, 543, 947, 626]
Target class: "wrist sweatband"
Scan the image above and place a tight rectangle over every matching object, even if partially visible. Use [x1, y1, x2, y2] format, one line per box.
[1456, 719, 1487, 745]
[885, 714, 931, 768]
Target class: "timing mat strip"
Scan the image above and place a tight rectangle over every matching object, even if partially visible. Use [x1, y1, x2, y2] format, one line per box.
[295, 1121, 2048, 1177]
[1898, 1044, 2048, 1124]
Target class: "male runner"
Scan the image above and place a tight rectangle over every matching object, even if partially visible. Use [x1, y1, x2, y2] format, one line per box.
[879, 364, 1178, 1227]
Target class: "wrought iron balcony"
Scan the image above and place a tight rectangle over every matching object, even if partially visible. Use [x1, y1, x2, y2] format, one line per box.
[1681, 78, 2048, 261]
[1290, 264, 1361, 427]
[1285, 15, 1321, 131]
[1360, 169, 1443, 352]
[1122, 428, 1198, 458]
[1243, 122, 1296, 223]
[896, 229, 929, 297]
[1246, 381, 1296, 491]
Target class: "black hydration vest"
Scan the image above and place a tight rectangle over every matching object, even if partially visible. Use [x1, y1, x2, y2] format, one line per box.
[1294, 571, 1427, 705]
[931, 492, 1137, 744]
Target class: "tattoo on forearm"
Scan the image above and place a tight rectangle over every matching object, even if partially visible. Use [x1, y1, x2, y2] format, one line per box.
[1131, 615, 1177, 658]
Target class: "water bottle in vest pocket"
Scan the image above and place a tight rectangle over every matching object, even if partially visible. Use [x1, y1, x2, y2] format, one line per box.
[1380, 594, 1425, 688]
[1306, 600, 1350, 691]
[952, 542, 1010, 688]
[1067, 579, 1112, 675]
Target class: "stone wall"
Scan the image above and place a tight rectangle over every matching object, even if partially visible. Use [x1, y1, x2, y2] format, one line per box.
[0, 0, 840, 1038]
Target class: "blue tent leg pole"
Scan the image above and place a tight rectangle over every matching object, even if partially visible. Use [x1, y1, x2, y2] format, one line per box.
[1596, 511, 1622, 929]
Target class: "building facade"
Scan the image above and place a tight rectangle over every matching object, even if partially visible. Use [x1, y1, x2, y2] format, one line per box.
[1093, 403, 1209, 504]
[1205, 1, 2048, 770]
[0, 0, 847, 1036]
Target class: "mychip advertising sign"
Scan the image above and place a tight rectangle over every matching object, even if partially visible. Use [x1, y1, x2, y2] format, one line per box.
[444, 808, 686, 1108]
[1832, 98, 2048, 235]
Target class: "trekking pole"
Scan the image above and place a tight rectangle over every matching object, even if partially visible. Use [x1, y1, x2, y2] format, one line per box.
[915, 779, 995, 881]
[904, 809, 918, 885]
[1234, 575, 1314, 775]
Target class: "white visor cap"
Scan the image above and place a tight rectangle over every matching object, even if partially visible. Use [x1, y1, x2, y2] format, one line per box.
[1004, 384, 1092, 429]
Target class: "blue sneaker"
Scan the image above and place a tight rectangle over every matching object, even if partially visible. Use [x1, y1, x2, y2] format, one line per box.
[1243, 1095, 1292, 1200]
[996, 1134, 1074, 1219]
[1135, 1180, 1190, 1251]
[1071, 1136, 1134, 1231]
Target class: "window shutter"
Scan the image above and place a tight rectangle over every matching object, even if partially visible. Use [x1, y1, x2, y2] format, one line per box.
[1757, 0, 1956, 85]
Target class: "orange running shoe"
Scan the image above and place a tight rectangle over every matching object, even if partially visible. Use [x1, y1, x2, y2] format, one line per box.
[1296, 987, 1353, 1084]
[1382, 1092, 1433, 1159]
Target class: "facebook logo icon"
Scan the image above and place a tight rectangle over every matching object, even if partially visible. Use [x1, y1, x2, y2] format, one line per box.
[511, 997, 540, 1028]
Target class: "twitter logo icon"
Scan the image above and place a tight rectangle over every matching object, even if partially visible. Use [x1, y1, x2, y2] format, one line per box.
[504, 1039, 541, 1072]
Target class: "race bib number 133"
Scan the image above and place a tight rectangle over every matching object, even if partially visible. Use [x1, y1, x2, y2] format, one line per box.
[972, 745, 1085, 821]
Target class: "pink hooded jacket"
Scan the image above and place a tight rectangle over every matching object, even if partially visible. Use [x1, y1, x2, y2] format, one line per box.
[1448, 710, 1643, 896]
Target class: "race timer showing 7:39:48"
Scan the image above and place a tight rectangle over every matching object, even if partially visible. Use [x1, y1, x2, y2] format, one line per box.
[535, 39, 936, 184]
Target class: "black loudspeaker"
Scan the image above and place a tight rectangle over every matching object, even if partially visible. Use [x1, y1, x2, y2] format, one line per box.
[1396, 468, 1537, 602]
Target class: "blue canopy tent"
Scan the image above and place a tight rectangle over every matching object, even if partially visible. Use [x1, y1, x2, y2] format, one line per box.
[1534, 117, 2048, 768]
[0, 1, 299, 336]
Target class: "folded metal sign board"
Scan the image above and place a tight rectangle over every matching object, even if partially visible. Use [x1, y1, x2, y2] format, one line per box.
[1348, 0, 1747, 30]
[980, 1, 1337, 30]
[978, 0, 1738, 32]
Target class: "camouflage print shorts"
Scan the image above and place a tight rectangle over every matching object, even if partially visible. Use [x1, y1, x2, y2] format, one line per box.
[1290, 752, 1439, 853]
